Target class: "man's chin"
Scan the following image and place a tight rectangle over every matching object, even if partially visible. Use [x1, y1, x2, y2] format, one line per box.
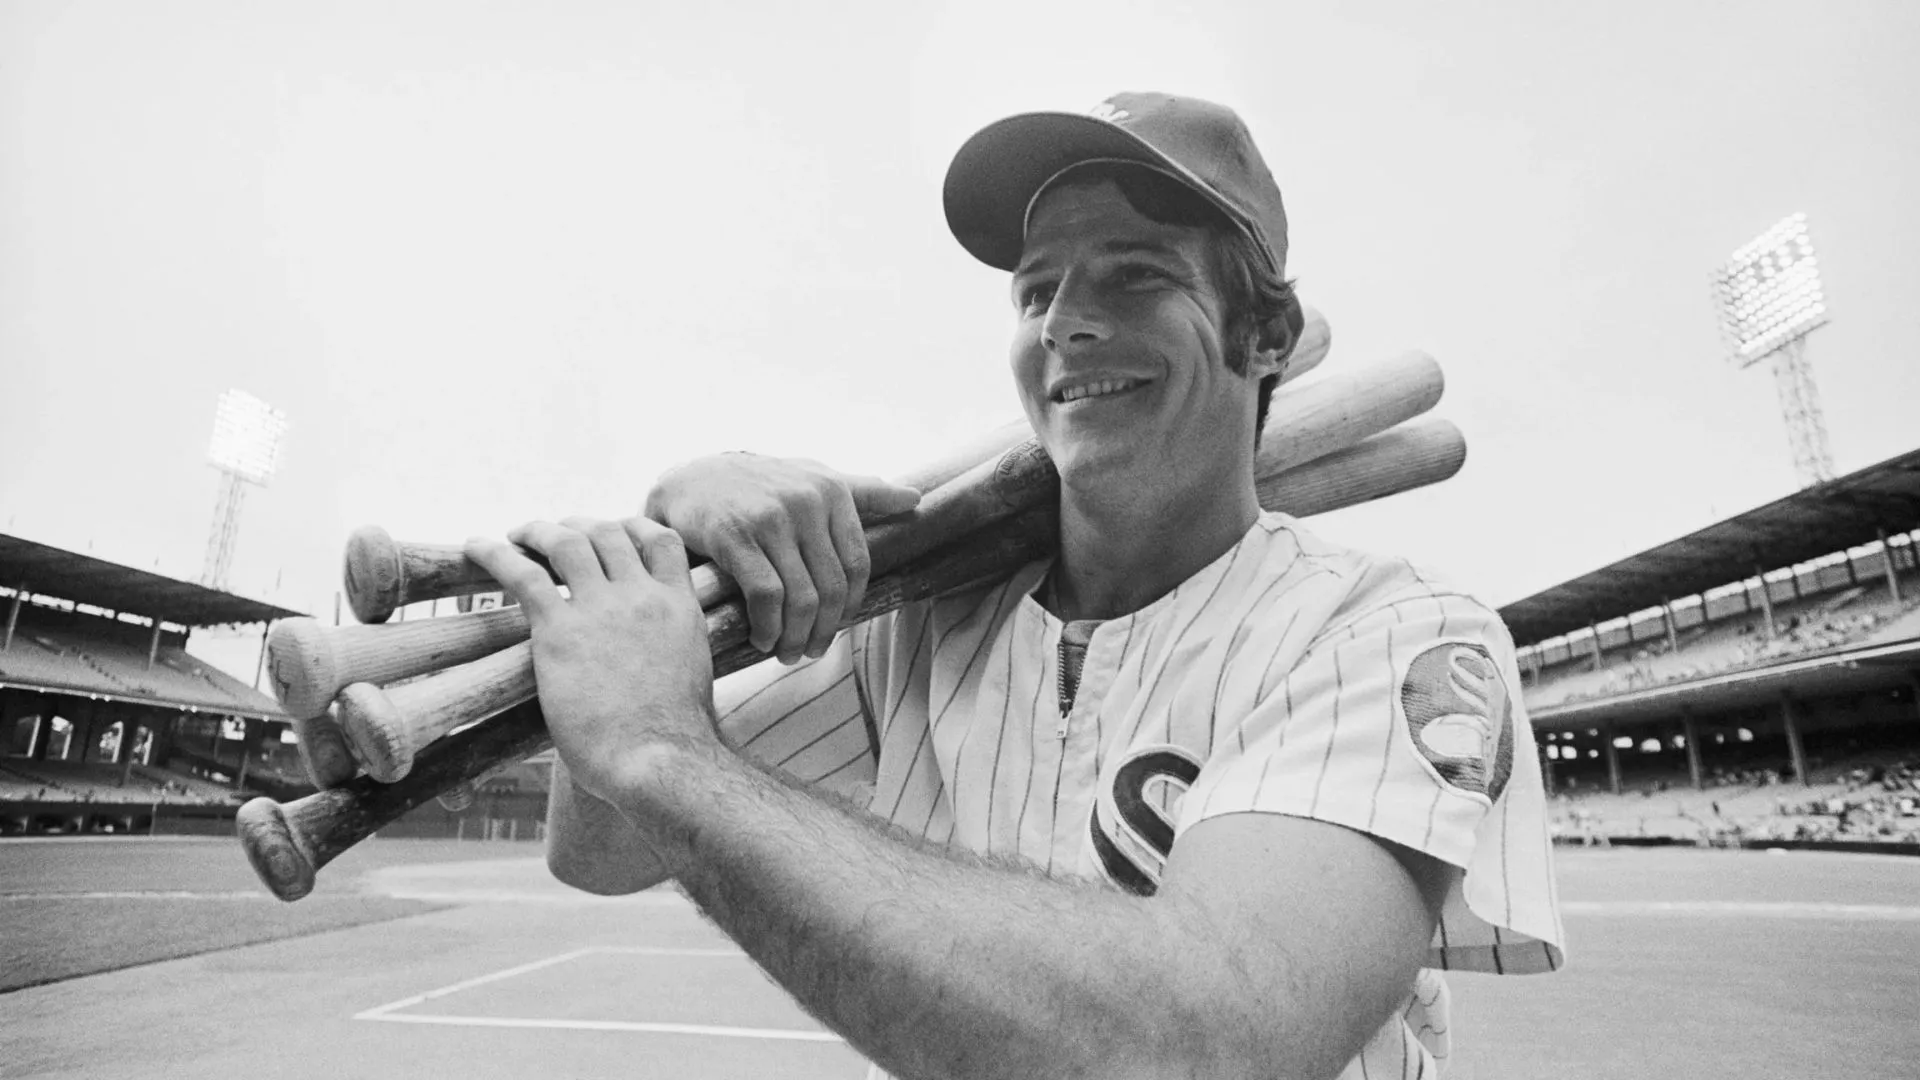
[1048, 441, 1147, 496]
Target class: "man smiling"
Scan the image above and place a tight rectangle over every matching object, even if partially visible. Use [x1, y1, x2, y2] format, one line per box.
[469, 92, 1565, 1080]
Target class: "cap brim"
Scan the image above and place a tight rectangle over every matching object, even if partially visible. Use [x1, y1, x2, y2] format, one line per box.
[944, 112, 1193, 272]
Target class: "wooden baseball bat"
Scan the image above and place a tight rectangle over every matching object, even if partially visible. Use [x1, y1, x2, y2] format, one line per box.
[329, 432, 1061, 782]
[269, 348, 1432, 735]
[336, 307, 1331, 626]
[237, 424, 1461, 900]
[1258, 416, 1465, 518]
[238, 508, 1061, 901]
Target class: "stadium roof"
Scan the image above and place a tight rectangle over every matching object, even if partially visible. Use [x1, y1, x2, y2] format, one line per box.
[1500, 448, 1920, 645]
[0, 534, 303, 627]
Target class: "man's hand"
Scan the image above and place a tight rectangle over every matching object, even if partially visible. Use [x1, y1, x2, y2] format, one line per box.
[465, 517, 716, 811]
[645, 454, 920, 664]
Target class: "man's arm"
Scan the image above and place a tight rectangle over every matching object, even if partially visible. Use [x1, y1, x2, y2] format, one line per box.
[632, 735, 1453, 1080]
[470, 517, 1453, 1080]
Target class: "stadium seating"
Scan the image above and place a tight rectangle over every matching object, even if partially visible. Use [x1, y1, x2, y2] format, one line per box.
[1549, 751, 1920, 845]
[1528, 570, 1920, 709]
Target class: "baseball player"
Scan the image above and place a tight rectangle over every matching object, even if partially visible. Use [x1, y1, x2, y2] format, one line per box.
[470, 92, 1566, 1080]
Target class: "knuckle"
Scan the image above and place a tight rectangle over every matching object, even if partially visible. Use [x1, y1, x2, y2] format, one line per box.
[841, 547, 872, 580]
[743, 502, 787, 534]
[744, 579, 784, 611]
[786, 583, 819, 617]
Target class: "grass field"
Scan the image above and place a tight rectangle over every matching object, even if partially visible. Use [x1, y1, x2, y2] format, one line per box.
[3, 838, 1917, 1079]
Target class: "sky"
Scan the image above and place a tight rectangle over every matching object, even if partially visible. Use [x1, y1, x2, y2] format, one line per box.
[3, 0, 1918, 679]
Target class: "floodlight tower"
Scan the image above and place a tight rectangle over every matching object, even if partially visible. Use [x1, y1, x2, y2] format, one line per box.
[201, 389, 288, 590]
[1709, 212, 1834, 488]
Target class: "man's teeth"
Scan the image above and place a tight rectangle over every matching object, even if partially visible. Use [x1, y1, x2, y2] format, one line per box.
[1057, 379, 1143, 403]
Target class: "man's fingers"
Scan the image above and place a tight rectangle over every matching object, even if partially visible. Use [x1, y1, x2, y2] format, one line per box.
[509, 521, 607, 596]
[822, 484, 870, 645]
[719, 536, 786, 655]
[845, 473, 922, 520]
[564, 516, 645, 583]
[765, 536, 820, 665]
[623, 518, 693, 592]
[464, 536, 566, 625]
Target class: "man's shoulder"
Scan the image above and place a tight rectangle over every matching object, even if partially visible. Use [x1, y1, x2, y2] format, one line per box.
[1254, 511, 1507, 635]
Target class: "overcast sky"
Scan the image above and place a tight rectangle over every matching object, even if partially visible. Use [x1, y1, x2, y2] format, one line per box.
[4, 1, 1917, 678]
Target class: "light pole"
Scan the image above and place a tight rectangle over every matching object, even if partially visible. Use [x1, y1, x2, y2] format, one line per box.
[201, 389, 287, 591]
[1709, 212, 1834, 488]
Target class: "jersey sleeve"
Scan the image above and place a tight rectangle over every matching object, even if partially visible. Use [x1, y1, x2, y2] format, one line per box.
[1180, 570, 1566, 975]
[714, 620, 881, 804]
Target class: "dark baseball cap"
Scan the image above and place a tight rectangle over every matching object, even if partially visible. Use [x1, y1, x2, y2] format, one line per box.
[944, 91, 1290, 277]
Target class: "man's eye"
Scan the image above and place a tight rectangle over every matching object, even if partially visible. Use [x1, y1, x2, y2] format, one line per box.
[1019, 283, 1056, 312]
[1117, 265, 1165, 285]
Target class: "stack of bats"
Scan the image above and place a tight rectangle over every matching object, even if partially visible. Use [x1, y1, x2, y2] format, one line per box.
[237, 307, 1463, 901]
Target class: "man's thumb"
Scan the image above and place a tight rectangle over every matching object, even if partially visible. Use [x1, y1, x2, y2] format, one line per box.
[849, 475, 922, 519]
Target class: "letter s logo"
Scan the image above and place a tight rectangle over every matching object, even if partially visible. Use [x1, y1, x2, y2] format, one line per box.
[1090, 745, 1202, 896]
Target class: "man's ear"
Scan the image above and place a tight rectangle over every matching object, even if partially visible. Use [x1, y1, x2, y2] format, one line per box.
[1246, 317, 1294, 380]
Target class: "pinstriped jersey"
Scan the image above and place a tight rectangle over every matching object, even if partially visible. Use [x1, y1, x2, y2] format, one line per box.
[715, 510, 1566, 1079]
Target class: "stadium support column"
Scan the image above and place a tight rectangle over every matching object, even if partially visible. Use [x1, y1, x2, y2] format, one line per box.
[1662, 598, 1680, 655]
[1878, 528, 1904, 604]
[1779, 694, 1809, 786]
[1603, 729, 1623, 795]
[145, 617, 164, 670]
[1588, 618, 1604, 671]
[3, 584, 22, 651]
[1752, 566, 1777, 639]
[1681, 711, 1704, 790]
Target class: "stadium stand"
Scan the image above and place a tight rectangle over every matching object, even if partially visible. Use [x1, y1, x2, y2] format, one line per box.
[1501, 448, 1920, 848]
[0, 534, 303, 834]
[1, 534, 551, 839]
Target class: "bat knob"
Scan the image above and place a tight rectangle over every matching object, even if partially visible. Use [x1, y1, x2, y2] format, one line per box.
[344, 525, 403, 625]
[337, 683, 415, 784]
[293, 711, 359, 789]
[437, 781, 475, 812]
[266, 618, 339, 719]
[236, 797, 317, 902]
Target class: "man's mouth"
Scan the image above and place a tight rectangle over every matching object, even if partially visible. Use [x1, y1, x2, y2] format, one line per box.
[1052, 378, 1149, 405]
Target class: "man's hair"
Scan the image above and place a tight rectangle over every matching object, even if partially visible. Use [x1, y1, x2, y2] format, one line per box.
[1041, 161, 1303, 444]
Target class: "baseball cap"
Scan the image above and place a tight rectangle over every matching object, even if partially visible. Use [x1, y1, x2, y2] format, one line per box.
[943, 92, 1290, 277]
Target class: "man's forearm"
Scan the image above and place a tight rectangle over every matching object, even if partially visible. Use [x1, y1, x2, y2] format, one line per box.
[624, 732, 1275, 1080]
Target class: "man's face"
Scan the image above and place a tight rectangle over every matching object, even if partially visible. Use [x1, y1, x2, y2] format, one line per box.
[1009, 178, 1268, 494]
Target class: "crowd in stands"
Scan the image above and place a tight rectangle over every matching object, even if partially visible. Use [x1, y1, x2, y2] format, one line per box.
[1539, 587, 1919, 708]
[0, 759, 235, 805]
[1550, 754, 1920, 847]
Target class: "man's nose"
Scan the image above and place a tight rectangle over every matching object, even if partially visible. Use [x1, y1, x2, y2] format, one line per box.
[1041, 276, 1111, 353]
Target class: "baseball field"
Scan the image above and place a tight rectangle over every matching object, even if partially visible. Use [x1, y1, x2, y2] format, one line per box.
[3, 838, 1916, 1079]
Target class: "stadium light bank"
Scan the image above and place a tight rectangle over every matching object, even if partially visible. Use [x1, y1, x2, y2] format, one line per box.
[1709, 212, 1835, 489]
[202, 389, 288, 591]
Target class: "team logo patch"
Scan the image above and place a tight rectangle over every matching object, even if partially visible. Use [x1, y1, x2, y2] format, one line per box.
[1399, 641, 1514, 802]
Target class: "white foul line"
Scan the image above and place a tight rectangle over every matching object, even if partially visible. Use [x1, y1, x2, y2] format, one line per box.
[1559, 900, 1920, 920]
[353, 945, 840, 1042]
[359, 1012, 843, 1042]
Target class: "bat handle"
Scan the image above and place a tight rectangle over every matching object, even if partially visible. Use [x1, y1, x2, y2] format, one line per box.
[292, 711, 358, 789]
[236, 795, 326, 901]
[336, 641, 538, 783]
[239, 700, 556, 902]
